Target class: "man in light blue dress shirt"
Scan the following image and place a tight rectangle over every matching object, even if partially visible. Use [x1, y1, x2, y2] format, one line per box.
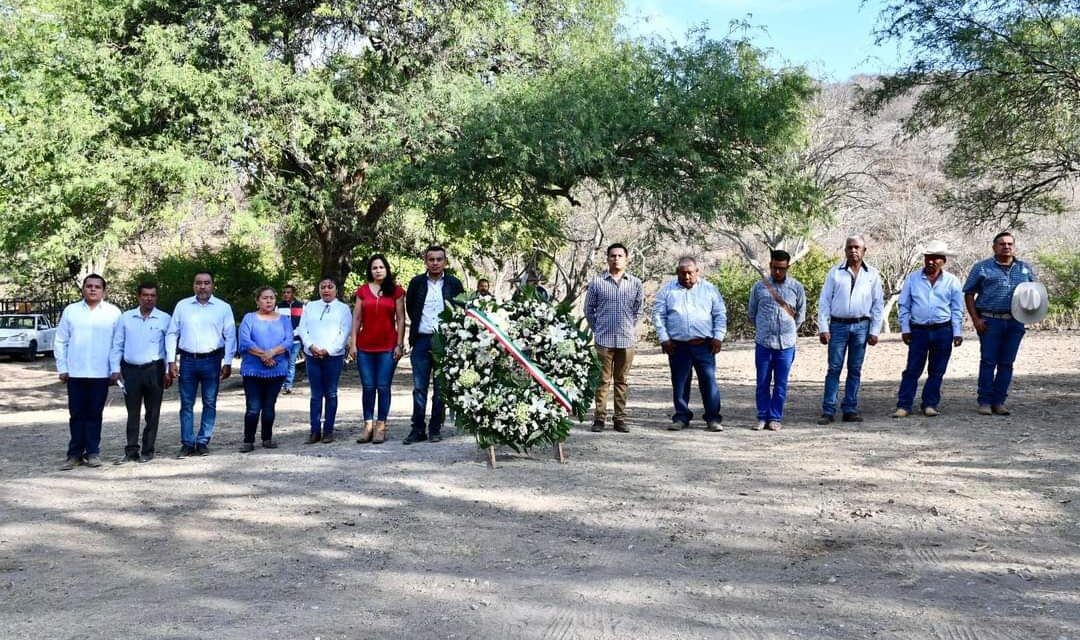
[816, 235, 885, 424]
[893, 241, 965, 418]
[653, 257, 727, 432]
[54, 274, 122, 470]
[748, 250, 806, 431]
[110, 282, 172, 463]
[165, 271, 236, 457]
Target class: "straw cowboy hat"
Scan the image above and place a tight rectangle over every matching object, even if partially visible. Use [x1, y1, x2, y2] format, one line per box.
[921, 240, 956, 256]
[1010, 282, 1049, 325]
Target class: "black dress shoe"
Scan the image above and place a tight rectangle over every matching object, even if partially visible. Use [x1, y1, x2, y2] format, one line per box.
[817, 414, 834, 425]
[590, 420, 604, 432]
[196, 444, 210, 456]
[138, 453, 155, 463]
[612, 422, 629, 433]
[305, 433, 322, 444]
[321, 432, 335, 444]
[842, 412, 863, 423]
[239, 443, 255, 453]
[262, 440, 278, 449]
[177, 445, 196, 458]
[402, 432, 428, 445]
[429, 433, 442, 443]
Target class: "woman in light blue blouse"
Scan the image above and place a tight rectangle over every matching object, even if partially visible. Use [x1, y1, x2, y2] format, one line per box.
[237, 286, 294, 452]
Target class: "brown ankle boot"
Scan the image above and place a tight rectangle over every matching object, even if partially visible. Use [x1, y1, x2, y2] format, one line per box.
[372, 421, 387, 444]
[356, 420, 374, 443]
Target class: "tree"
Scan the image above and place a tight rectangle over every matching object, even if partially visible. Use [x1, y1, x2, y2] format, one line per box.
[862, 0, 1080, 226]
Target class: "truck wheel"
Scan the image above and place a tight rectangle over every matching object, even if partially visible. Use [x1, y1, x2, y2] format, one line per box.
[23, 340, 37, 362]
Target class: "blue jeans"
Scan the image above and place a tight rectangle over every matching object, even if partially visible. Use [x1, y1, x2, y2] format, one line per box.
[978, 317, 1026, 406]
[357, 350, 397, 421]
[822, 320, 869, 416]
[897, 326, 954, 411]
[410, 334, 445, 436]
[307, 354, 344, 435]
[66, 378, 109, 457]
[667, 341, 721, 423]
[755, 345, 795, 422]
[243, 376, 285, 442]
[178, 355, 222, 447]
[284, 341, 301, 388]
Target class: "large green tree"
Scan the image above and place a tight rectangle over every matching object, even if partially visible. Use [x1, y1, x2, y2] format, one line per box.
[862, 0, 1080, 225]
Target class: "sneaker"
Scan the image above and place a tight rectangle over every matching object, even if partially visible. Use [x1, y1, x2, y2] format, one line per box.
[977, 404, 993, 415]
[754, 420, 766, 431]
[923, 407, 939, 417]
[668, 421, 687, 431]
[177, 445, 196, 458]
[196, 444, 209, 456]
[60, 456, 81, 471]
[817, 414, 835, 425]
[892, 408, 910, 418]
[705, 421, 724, 432]
[842, 413, 863, 423]
[590, 420, 604, 433]
[113, 454, 139, 465]
[282, 387, 292, 395]
[765, 421, 783, 431]
[239, 443, 255, 453]
[83, 455, 102, 468]
[612, 421, 629, 433]
[991, 404, 1011, 416]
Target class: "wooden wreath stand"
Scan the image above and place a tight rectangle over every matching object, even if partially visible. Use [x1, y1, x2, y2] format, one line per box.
[485, 441, 566, 469]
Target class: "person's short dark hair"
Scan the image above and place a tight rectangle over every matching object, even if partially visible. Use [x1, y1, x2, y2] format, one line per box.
[365, 254, 397, 297]
[193, 270, 214, 283]
[606, 243, 628, 257]
[283, 284, 295, 293]
[770, 250, 791, 263]
[136, 281, 158, 295]
[83, 273, 107, 289]
[478, 278, 490, 285]
[424, 245, 447, 258]
[993, 231, 1014, 244]
[318, 274, 339, 288]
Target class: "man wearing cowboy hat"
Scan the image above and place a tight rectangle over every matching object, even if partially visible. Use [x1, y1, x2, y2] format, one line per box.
[893, 240, 965, 418]
[962, 231, 1045, 416]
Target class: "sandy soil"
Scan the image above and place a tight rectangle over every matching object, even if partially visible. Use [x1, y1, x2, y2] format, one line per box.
[1, 332, 1078, 640]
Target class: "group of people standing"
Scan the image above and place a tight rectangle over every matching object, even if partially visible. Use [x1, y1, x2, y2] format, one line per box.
[583, 232, 1045, 434]
[51, 232, 1044, 469]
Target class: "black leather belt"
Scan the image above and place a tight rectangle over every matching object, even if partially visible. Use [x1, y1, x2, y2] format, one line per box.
[910, 322, 951, 330]
[831, 317, 869, 325]
[178, 347, 225, 359]
[122, 359, 165, 369]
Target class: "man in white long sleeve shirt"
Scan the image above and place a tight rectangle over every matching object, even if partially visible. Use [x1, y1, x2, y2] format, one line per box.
[816, 235, 885, 424]
[54, 274, 122, 470]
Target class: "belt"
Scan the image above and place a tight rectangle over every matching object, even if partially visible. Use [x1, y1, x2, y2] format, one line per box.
[673, 338, 711, 345]
[178, 347, 225, 359]
[910, 321, 951, 331]
[831, 317, 869, 325]
[122, 359, 165, 369]
[980, 311, 1013, 320]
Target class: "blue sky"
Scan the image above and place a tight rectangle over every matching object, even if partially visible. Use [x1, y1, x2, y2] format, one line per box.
[620, 0, 905, 80]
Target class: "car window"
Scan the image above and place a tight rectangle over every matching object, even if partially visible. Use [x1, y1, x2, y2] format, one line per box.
[0, 317, 35, 329]
[38, 320, 49, 329]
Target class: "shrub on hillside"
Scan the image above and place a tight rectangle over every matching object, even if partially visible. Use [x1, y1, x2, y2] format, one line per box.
[1037, 250, 1080, 329]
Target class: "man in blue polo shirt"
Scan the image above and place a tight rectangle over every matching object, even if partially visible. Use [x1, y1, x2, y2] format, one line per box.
[963, 231, 1037, 416]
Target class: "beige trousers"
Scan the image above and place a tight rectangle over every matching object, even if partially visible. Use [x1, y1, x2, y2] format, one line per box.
[593, 346, 634, 423]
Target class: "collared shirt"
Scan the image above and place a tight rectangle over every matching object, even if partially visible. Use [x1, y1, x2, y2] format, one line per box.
[110, 307, 171, 372]
[54, 300, 122, 378]
[817, 261, 885, 335]
[584, 271, 644, 349]
[652, 279, 727, 343]
[749, 276, 807, 350]
[962, 257, 1037, 313]
[418, 276, 445, 335]
[297, 299, 352, 356]
[165, 295, 237, 362]
[899, 270, 964, 335]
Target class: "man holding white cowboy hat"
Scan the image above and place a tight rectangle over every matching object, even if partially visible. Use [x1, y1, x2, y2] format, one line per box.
[893, 240, 965, 418]
[963, 231, 1047, 416]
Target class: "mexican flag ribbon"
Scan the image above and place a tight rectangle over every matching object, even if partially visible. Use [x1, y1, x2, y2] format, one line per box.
[464, 307, 574, 413]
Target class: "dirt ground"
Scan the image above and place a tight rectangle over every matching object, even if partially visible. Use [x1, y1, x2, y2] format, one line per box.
[0, 331, 1078, 640]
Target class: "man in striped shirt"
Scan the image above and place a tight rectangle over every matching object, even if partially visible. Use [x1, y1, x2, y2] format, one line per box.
[584, 243, 644, 433]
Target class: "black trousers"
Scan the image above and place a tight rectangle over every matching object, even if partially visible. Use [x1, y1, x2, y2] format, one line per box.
[121, 360, 165, 457]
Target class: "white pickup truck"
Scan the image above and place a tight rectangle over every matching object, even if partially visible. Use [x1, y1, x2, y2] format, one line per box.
[0, 313, 56, 360]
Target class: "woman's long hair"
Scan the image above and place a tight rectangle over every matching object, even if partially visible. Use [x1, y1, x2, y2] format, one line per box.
[365, 254, 397, 297]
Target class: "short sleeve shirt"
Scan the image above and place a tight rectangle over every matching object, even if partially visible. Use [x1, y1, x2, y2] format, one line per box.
[355, 284, 405, 352]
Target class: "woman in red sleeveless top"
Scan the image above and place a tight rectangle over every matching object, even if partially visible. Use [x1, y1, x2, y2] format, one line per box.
[348, 254, 405, 443]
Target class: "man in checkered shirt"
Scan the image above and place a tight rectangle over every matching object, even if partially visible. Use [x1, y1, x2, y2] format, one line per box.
[584, 243, 644, 433]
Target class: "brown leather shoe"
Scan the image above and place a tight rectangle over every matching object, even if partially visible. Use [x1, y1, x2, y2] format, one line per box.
[357, 420, 374, 443]
[991, 404, 1011, 416]
[590, 420, 604, 432]
[372, 421, 387, 444]
[321, 432, 335, 444]
[612, 421, 629, 433]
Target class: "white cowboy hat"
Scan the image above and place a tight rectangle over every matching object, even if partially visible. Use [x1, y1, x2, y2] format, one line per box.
[1010, 282, 1049, 325]
[921, 240, 955, 256]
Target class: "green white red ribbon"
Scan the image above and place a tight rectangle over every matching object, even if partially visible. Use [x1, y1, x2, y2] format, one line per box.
[464, 307, 573, 413]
